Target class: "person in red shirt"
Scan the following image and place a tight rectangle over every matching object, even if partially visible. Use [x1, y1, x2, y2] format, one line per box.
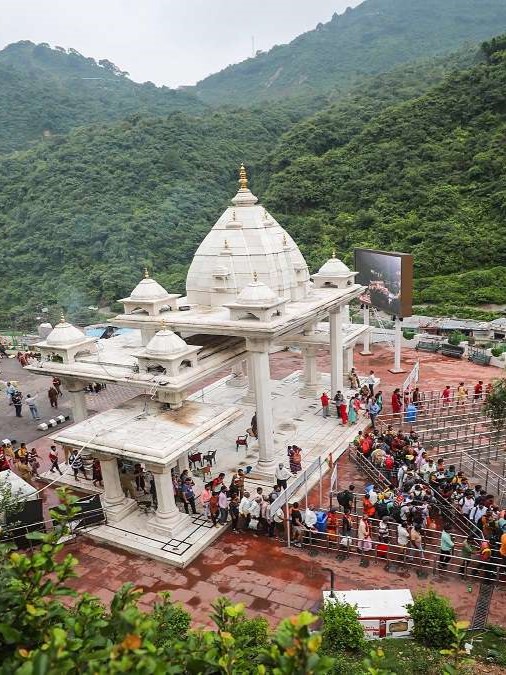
[441, 385, 451, 404]
[320, 392, 330, 418]
[474, 380, 483, 401]
[391, 388, 402, 414]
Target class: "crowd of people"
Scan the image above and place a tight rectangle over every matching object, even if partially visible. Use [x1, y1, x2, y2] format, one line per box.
[320, 369, 383, 428]
[347, 423, 506, 577]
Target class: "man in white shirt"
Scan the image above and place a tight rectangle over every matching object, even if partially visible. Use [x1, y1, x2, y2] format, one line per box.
[304, 505, 317, 530]
[368, 486, 378, 506]
[218, 486, 229, 524]
[275, 463, 291, 490]
[239, 492, 252, 530]
[365, 370, 375, 397]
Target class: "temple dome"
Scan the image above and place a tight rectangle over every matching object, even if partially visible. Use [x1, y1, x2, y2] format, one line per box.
[236, 280, 278, 306]
[130, 275, 170, 302]
[317, 257, 351, 276]
[145, 328, 188, 357]
[186, 164, 310, 307]
[46, 319, 86, 347]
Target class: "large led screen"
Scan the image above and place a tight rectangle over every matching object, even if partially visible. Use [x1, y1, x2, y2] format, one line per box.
[354, 248, 413, 317]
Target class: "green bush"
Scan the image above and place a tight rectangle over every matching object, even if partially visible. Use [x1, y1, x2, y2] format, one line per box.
[448, 331, 466, 346]
[403, 329, 416, 340]
[320, 600, 367, 655]
[151, 594, 191, 646]
[407, 591, 456, 649]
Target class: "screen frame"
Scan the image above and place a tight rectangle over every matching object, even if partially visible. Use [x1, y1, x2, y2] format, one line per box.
[354, 248, 414, 318]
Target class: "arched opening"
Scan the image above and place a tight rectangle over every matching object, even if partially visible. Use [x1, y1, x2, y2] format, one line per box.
[147, 364, 166, 374]
[237, 312, 260, 321]
[179, 359, 192, 371]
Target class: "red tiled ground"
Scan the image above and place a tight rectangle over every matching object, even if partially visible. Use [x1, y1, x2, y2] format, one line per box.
[3, 344, 505, 627]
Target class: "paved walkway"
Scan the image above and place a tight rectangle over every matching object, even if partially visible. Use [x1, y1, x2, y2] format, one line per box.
[2, 345, 505, 627]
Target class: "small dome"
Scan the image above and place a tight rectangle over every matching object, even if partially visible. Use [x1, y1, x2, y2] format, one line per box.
[130, 276, 169, 302]
[46, 321, 86, 347]
[145, 328, 188, 357]
[317, 257, 351, 276]
[236, 280, 278, 306]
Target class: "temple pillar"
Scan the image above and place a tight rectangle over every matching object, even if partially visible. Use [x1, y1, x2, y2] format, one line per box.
[148, 465, 190, 537]
[62, 377, 88, 422]
[227, 361, 247, 388]
[299, 345, 320, 397]
[99, 456, 137, 522]
[243, 353, 256, 403]
[343, 346, 354, 379]
[247, 340, 276, 477]
[360, 305, 373, 355]
[329, 307, 344, 396]
[177, 454, 190, 474]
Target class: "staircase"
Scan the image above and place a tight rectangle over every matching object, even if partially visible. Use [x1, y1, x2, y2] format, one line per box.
[470, 582, 494, 631]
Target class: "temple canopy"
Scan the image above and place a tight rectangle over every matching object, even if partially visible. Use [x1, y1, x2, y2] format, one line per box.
[186, 166, 310, 306]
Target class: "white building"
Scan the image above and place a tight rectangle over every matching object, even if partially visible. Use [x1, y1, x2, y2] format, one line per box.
[27, 165, 368, 550]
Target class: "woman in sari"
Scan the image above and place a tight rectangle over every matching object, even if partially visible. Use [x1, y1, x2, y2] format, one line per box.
[288, 445, 302, 474]
[339, 399, 348, 425]
[348, 395, 358, 425]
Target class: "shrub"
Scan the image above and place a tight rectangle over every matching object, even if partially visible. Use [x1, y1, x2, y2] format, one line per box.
[407, 590, 456, 649]
[403, 329, 416, 340]
[151, 594, 191, 646]
[448, 331, 466, 346]
[320, 600, 367, 655]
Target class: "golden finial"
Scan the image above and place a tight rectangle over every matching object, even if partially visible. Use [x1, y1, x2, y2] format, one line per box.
[144, 267, 150, 278]
[332, 249, 336, 259]
[160, 317, 168, 329]
[239, 163, 248, 190]
[253, 271, 258, 282]
[224, 239, 230, 249]
[60, 311, 66, 323]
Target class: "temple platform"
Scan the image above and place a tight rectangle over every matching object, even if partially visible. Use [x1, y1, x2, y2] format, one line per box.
[47, 370, 369, 566]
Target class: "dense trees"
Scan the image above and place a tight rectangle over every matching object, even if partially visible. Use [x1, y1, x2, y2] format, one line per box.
[1, 32, 506, 327]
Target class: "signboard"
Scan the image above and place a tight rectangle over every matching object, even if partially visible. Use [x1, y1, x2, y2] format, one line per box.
[354, 248, 414, 317]
[323, 589, 414, 640]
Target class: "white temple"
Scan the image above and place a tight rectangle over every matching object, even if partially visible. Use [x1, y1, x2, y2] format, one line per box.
[27, 165, 369, 562]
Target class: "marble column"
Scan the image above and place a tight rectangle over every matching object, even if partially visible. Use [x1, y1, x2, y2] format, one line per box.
[248, 340, 276, 476]
[243, 353, 256, 403]
[100, 456, 137, 522]
[329, 308, 344, 396]
[389, 317, 406, 374]
[227, 361, 247, 388]
[343, 346, 354, 379]
[360, 305, 373, 355]
[148, 466, 190, 537]
[177, 454, 190, 474]
[299, 345, 320, 397]
[62, 378, 88, 422]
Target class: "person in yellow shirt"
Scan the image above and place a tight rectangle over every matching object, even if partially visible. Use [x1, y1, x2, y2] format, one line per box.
[500, 528, 506, 560]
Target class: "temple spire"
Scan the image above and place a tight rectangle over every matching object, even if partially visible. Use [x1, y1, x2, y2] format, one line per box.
[60, 311, 66, 323]
[253, 270, 258, 282]
[239, 163, 248, 190]
[144, 267, 150, 278]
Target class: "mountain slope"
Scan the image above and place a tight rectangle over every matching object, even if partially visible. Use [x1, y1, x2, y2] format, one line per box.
[0, 39, 501, 327]
[0, 41, 206, 154]
[264, 36, 506, 305]
[0, 105, 307, 327]
[195, 0, 506, 105]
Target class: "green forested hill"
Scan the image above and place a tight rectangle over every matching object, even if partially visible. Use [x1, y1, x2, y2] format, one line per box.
[1, 38, 505, 327]
[0, 41, 206, 154]
[194, 0, 506, 105]
[264, 36, 506, 306]
[0, 44, 477, 327]
[0, 105, 308, 326]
